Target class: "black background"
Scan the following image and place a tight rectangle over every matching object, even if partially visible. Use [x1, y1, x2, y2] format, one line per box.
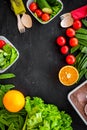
[0, 0, 87, 129]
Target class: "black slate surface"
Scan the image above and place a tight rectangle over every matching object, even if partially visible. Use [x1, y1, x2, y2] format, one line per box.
[0, 0, 87, 129]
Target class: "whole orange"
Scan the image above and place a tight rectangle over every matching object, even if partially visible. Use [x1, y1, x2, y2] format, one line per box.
[3, 90, 25, 112]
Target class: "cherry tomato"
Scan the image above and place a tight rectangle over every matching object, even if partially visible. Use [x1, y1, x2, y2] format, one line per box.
[66, 54, 76, 65]
[60, 45, 69, 54]
[66, 28, 75, 37]
[0, 40, 6, 48]
[35, 9, 43, 17]
[56, 36, 66, 46]
[41, 13, 50, 21]
[29, 2, 38, 12]
[69, 37, 78, 47]
[73, 20, 82, 30]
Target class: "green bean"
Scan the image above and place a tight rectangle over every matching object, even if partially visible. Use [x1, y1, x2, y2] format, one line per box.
[82, 19, 87, 27]
[70, 45, 80, 53]
[75, 33, 87, 40]
[78, 39, 87, 46]
[78, 68, 87, 82]
[0, 73, 15, 79]
[76, 27, 87, 34]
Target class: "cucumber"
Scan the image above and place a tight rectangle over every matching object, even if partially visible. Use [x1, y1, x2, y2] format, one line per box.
[36, 0, 52, 14]
[46, 0, 57, 4]
[46, 0, 59, 6]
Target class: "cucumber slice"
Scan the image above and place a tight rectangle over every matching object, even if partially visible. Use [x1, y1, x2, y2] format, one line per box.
[42, 8, 52, 14]
[36, 0, 52, 14]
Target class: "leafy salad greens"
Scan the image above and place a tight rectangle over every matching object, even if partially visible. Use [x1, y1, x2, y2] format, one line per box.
[0, 73, 73, 130]
[23, 96, 73, 130]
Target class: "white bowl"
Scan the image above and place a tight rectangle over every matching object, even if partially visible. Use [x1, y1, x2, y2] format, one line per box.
[68, 80, 87, 125]
[26, 0, 63, 24]
[0, 36, 19, 73]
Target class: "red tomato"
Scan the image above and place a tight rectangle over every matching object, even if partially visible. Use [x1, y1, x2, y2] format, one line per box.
[66, 54, 76, 65]
[69, 37, 78, 47]
[66, 28, 75, 37]
[60, 45, 69, 54]
[41, 13, 50, 21]
[56, 36, 66, 46]
[73, 20, 82, 30]
[0, 40, 6, 48]
[35, 9, 43, 17]
[29, 2, 38, 12]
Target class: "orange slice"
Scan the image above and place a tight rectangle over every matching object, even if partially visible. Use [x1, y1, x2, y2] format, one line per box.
[58, 65, 79, 86]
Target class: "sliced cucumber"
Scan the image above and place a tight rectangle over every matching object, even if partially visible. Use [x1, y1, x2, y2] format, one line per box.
[36, 0, 52, 14]
[42, 8, 52, 14]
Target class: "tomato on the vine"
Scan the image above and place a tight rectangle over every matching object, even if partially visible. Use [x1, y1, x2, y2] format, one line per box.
[66, 28, 75, 37]
[66, 54, 76, 65]
[69, 37, 78, 47]
[60, 45, 69, 54]
[0, 40, 6, 48]
[41, 13, 50, 21]
[29, 2, 38, 12]
[56, 36, 66, 46]
[73, 20, 82, 30]
[35, 9, 43, 17]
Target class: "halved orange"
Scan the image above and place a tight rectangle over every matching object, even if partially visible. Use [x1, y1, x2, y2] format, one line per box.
[58, 65, 79, 86]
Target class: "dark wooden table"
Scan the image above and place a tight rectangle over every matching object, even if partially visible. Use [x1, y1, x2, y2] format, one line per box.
[0, 0, 87, 129]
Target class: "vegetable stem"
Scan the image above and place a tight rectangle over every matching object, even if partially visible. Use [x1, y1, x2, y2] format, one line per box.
[22, 114, 28, 130]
